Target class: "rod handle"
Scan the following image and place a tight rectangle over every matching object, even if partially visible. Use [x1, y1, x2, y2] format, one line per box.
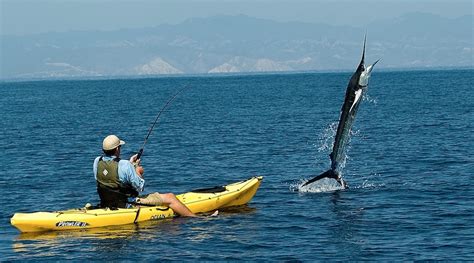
[136, 148, 143, 161]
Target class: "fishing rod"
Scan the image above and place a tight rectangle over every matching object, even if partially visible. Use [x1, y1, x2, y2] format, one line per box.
[136, 86, 190, 161]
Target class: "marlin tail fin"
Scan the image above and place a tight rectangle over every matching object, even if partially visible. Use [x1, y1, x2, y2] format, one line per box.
[302, 169, 347, 188]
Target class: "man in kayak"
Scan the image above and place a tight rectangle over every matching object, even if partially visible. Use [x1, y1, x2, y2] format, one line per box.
[93, 134, 196, 217]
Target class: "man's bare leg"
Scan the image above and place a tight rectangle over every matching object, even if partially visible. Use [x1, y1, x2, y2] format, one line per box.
[160, 193, 196, 217]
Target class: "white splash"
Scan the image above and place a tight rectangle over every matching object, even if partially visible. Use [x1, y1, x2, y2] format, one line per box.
[359, 173, 385, 189]
[292, 178, 345, 193]
[316, 122, 338, 152]
[363, 93, 377, 104]
[315, 122, 359, 170]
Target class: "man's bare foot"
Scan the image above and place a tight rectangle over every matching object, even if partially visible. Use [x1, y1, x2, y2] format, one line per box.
[210, 210, 219, 217]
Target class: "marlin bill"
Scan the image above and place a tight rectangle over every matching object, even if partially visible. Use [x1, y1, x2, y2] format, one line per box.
[303, 37, 379, 188]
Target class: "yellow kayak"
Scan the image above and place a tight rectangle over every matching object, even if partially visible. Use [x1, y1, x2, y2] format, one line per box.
[11, 176, 263, 233]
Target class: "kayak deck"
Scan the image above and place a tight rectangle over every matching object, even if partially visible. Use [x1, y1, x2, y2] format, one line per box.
[11, 176, 263, 233]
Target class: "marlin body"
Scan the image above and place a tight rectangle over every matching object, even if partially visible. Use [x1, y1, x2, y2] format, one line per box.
[303, 38, 379, 188]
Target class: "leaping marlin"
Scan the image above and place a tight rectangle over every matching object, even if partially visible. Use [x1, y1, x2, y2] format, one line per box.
[303, 37, 379, 189]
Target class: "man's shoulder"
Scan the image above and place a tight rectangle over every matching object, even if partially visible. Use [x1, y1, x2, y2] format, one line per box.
[118, 159, 133, 167]
[93, 156, 101, 166]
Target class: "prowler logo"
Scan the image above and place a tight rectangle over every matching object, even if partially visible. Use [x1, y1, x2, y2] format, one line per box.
[56, 221, 89, 227]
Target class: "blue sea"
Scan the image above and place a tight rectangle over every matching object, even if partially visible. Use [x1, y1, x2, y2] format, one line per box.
[1, 69, 473, 261]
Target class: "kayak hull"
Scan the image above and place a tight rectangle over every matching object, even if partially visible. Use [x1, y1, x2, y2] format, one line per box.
[11, 176, 262, 233]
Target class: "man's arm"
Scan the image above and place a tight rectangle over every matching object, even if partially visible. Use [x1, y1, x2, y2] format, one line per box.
[118, 160, 145, 192]
[92, 156, 100, 180]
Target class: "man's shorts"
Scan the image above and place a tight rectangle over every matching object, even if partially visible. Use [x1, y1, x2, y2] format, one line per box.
[135, 192, 163, 206]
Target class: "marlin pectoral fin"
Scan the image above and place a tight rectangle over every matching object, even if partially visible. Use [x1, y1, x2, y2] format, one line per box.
[349, 89, 363, 113]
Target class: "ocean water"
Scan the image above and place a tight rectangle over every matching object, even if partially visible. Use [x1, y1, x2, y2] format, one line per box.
[0, 69, 473, 261]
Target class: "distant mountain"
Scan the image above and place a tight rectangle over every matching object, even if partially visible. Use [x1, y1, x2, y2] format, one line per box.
[134, 57, 183, 75]
[1, 13, 472, 79]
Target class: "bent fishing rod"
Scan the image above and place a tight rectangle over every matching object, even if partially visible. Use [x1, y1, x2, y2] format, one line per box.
[136, 86, 190, 161]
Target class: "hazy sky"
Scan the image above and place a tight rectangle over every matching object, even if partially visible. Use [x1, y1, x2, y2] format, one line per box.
[1, 0, 472, 36]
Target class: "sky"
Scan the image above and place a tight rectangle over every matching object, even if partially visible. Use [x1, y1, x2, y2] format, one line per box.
[0, 0, 472, 36]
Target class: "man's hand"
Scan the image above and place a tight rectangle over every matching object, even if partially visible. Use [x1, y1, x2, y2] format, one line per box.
[130, 154, 141, 165]
[130, 154, 144, 178]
